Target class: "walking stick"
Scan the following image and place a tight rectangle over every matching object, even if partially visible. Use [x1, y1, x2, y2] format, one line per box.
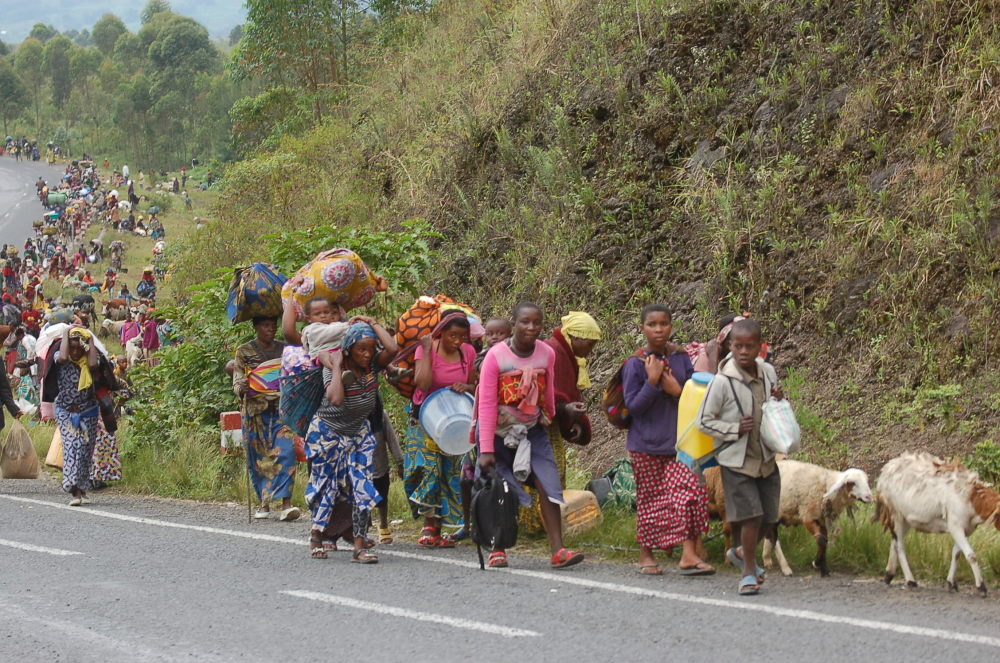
[242, 394, 252, 525]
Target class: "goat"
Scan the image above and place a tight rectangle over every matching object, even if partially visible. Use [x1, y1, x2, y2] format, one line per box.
[875, 451, 1000, 596]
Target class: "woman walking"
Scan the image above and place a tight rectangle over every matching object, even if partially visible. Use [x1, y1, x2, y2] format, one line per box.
[405, 312, 477, 547]
[50, 327, 99, 506]
[477, 302, 584, 569]
[622, 304, 713, 576]
[305, 319, 397, 562]
[232, 316, 300, 521]
[518, 311, 602, 532]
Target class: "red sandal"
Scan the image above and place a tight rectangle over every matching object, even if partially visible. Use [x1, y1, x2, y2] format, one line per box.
[550, 548, 584, 569]
[417, 527, 456, 548]
[488, 551, 509, 568]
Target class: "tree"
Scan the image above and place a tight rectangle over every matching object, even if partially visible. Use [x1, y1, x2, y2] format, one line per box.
[93, 14, 128, 55]
[230, 86, 310, 155]
[0, 61, 28, 135]
[141, 0, 173, 25]
[0, 42, 8, 57]
[112, 32, 144, 71]
[228, 24, 244, 46]
[28, 23, 57, 43]
[43, 36, 74, 111]
[232, 0, 343, 120]
[14, 38, 44, 130]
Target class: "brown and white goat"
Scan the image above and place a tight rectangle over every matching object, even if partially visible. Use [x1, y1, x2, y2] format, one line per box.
[875, 451, 1000, 596]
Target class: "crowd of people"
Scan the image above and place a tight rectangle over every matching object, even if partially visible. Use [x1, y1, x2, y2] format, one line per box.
[5, 146, 788, 596]
[233, 278, 782, 596]
[3, 150, 182, 507]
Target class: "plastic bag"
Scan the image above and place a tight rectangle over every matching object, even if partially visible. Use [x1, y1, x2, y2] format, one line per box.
[1, 420, 40, 479]
[760, 398, 801, 454]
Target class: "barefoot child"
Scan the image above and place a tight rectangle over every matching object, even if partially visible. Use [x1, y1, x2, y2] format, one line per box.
[476, 302, 583, 569]
[696, 318, 783, 595]
[622, 304, 713, 576]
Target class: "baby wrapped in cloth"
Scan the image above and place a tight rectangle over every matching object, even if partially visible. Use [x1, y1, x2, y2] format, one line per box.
[278, 322, 349, 436]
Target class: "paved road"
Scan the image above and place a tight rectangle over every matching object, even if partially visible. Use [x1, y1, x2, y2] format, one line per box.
[0, 156, 67, 248]
[2, 478, 999, 662]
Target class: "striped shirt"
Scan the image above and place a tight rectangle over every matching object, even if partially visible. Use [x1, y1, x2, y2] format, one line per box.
[316, 367, 379, 435]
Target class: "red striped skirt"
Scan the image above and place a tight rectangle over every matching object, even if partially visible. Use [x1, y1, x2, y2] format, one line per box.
[630, 452, 709, 549]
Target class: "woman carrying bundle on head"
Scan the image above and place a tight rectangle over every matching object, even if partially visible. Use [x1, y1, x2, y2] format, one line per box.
[304, 318, 397, 563]
[476, 302, 584, 570]
[232, 316, 300, 522]
[404, 311, 478, 548]
[49, 326, 96, 506]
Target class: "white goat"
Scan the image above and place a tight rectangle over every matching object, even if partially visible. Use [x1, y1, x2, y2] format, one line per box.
[762, 460, 874, 577]
[875, 451, 1000, 596]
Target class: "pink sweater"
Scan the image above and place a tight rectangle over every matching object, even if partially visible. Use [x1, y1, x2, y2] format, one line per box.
[477, 341, 555, 453]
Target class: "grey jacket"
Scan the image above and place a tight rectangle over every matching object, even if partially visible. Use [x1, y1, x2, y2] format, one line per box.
[695, 356, 779, 469]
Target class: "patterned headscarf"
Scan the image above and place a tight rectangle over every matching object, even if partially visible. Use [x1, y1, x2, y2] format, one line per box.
[560, 311, 602, 389]
[342, 322, 377, 354]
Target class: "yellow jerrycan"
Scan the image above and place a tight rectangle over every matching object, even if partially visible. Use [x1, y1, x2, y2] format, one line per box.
[677, 372, 716, 469]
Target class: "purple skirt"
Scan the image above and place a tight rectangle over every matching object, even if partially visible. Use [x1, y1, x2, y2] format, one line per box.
[477, 424, 565, 508]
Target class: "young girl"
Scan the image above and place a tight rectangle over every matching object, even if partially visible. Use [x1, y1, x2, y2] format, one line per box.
[622, 304, 713, 576]
[477, 302, 583, 569]
[405, 312, 477, 547]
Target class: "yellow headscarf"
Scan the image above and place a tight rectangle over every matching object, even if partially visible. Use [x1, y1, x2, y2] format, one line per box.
[68, 327, 94, 391]
[561, 311, 602, 389]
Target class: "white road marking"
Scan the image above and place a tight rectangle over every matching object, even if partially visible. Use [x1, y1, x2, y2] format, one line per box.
[4, 494, 1000, 649]
[283, 589, 539, 638]
[0, 537, 83, 556]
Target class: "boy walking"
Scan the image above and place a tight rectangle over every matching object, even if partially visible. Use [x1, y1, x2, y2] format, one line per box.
[696, 319, 784, 595]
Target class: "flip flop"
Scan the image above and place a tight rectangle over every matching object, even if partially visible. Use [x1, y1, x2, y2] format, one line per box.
[639, 564, 663, 576]
[739, 575, 760, 596]
[679, 562, 716, 576]
[726, 547, 766, 584]
[278, 507, 301, 522]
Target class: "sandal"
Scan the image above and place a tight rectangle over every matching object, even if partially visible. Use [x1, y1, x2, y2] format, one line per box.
[739, 575, 760, 596]
[451, 526, 469, 542]
[323, 540, 338, 552]
[487, 551, 508, 568]
[550, 548, 584, 569]
[417, 527, 456, 548]
[309, 535, 328, 559]
[726, 547, 765, 585]
[379, 527, 393, 545]
[352, 549, 379, 564]
[679, 562, 716, 576]
[639, 564, 663, 576]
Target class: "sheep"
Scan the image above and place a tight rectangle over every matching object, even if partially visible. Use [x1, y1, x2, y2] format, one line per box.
[703, 459, 873, 577]
[100, 318, 126, 340]
[875, 451, 1000, 596]
[763, 460, 873, 577]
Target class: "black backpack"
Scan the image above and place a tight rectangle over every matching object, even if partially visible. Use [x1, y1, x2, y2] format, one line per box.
[470, 473, 519, 570]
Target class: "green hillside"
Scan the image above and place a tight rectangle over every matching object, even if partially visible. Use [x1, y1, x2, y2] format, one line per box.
[185, 0, 1000, 476]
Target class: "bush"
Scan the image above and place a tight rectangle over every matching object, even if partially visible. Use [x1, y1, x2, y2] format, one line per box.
[967, 440, 1000, 485]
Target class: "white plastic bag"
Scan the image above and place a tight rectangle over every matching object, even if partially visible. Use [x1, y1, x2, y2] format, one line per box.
[760, 398, 801, 454]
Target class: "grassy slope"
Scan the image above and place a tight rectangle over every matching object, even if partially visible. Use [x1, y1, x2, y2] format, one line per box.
[155, 0, 1000, 579]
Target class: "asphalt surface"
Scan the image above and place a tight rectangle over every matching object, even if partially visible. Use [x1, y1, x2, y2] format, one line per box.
[2, 476, 999, 662]
[0, 155, 67, 248]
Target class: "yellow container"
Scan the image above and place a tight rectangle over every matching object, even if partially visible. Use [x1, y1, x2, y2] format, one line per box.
[677, 372, 716, 468]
